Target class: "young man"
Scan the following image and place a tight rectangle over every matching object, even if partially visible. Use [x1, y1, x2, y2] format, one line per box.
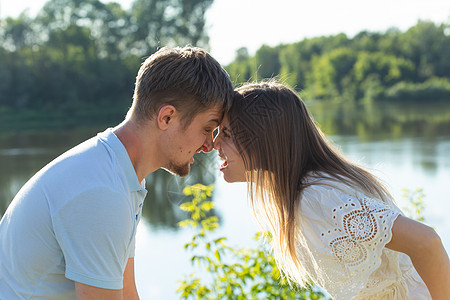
[0, 46, 233, 299]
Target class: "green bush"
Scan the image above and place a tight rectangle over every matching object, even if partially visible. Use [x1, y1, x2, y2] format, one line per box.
[382, 78, 450, 101]
[176, 184, 328, 300]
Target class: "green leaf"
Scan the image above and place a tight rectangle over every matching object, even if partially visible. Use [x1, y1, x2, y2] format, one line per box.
[179, 202, 194, 212]
[214, 249, 221, 263]
[200, 201, 214, 211]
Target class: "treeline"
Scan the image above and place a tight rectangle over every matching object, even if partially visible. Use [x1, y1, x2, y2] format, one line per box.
[1, 7, 449, 123]
[226, 21, 450, 102]
[0, 0, 214, 116]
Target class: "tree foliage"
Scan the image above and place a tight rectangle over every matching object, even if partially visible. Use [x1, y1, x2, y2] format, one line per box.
[0, 0, 214, 120]
[226, 20, 450, 102]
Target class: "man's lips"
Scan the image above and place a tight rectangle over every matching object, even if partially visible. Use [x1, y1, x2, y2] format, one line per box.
[190, 146, 207, 164]
[217, 150, 227, 161]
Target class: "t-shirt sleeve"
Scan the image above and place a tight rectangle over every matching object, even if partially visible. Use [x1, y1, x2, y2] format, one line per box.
[298, 184, 401, 299]
[52, 187, 134, 289]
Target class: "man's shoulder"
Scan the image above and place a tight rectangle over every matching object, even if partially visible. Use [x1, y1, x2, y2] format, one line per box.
[47, 134, 116, 173]
[35, 133, 127, 196]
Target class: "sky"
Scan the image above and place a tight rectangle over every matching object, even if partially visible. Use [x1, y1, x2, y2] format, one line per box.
[1, 0, 449, 64]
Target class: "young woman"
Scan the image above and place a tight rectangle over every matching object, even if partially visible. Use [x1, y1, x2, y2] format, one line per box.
[213, 81, 449, 299]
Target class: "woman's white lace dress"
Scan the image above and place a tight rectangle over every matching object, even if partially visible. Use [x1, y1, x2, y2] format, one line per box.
[296, 178, 432, 299]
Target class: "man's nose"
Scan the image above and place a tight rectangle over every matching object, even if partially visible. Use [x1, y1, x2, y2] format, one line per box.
[201, 136, 214, 153]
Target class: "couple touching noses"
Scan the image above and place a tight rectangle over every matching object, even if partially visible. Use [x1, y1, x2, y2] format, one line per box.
[0, 45, 448, 300]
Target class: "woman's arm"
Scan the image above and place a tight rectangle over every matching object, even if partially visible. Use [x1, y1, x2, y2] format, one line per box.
[386, 215, 450, 299]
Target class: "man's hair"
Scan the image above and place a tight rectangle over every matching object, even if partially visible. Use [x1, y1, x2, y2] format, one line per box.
[129, 46, 233, 127]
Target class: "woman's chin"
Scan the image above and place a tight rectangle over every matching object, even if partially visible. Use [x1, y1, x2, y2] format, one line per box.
[222, 172, 246, 183]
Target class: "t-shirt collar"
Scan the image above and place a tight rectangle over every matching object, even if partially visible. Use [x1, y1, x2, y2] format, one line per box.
[98, 128, 147, 192]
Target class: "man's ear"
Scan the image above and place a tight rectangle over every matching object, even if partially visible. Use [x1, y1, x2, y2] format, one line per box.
[157, 105, 177, 130]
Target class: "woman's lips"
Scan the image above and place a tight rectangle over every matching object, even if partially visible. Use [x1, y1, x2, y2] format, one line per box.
[218, 152, 228, 171]
[220, 160, 228, 171]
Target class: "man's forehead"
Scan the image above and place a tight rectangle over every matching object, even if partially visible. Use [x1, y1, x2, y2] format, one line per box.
[208, 118, 220, 126]
[203, 106, 224, 124]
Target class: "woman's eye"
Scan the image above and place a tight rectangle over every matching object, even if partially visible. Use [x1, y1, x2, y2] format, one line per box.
[204, 128, 212, 133]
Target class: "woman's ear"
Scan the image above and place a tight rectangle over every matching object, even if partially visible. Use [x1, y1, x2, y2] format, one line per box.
[157, 105, 176, 130]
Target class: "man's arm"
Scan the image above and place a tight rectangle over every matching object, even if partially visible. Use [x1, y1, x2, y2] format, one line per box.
[123, 257, 140, 299]
[75, 282, 123, 300]
[386, 215, 450, 299]
[75, 258, 138, 300]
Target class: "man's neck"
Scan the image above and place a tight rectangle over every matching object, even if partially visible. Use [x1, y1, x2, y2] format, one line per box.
[113, 120, 161, 183]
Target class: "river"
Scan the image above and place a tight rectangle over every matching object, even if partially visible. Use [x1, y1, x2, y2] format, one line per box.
[0, 100, 449, 299]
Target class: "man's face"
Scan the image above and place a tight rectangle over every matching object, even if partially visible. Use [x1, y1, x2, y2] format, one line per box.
[163, 106, 222, 177]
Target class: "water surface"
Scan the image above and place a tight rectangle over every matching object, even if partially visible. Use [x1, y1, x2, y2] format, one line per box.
[1, 101, 449, 299]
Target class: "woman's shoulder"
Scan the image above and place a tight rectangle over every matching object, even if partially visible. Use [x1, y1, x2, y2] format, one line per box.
[299, 172, 397, 219]
[301, 172, 357, 206]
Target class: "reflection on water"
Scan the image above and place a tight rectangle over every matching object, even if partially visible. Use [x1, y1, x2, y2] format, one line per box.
[0, 128, 220, 229]
[1, 101, 450, 226]
[0, 129, 95, 214]
[309, 101, 450, 140]
[142, 153, 219, 229]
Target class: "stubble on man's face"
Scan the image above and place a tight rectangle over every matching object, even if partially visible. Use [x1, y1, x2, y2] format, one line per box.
[164, 161, 190, 177]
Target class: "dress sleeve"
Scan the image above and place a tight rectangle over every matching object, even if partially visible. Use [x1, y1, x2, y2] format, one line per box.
[297, 184, 401, 299]
[52, 187, 134, 289]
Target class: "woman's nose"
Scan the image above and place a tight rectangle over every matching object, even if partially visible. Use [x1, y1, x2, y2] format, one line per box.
[213, 135, 221, 150]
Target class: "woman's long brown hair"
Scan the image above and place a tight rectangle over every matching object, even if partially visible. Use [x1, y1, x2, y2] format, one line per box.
[228, 81, 391, 285]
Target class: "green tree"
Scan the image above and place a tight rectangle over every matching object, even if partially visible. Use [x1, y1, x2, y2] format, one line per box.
[279, 43, 303, 89]
[307, 47, 357, 100]
[128, 0, 214, 57]
[226, 20, 450, 102]
[352, 52, 415, 100]
[0, 0, 216, 125]
[254, 45, 282, 80]
[399, 21, 450, 80]
[226, 47, 255, 84]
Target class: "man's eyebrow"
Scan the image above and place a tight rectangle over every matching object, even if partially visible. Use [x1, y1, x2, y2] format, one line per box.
[209, 118, 220, 126]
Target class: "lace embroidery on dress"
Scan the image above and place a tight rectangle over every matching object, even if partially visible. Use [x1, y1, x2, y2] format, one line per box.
[320, 196, 397, 269]
[298, 182, 430, 299]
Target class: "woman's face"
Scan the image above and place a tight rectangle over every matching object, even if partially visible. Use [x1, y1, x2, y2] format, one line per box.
[213, 115, 247, 182]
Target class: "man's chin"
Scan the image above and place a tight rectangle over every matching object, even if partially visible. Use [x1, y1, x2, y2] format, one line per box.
[163, 164, 190, 177]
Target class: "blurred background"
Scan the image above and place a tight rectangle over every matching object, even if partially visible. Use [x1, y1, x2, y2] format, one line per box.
[1, 0, 449, 298]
